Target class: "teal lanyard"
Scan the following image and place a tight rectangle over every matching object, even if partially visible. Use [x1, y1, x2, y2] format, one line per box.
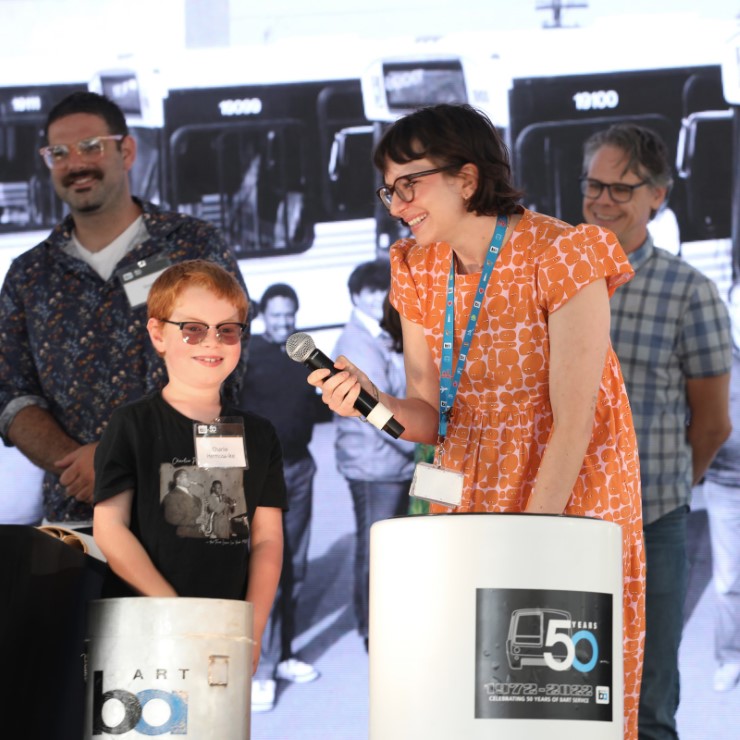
[439, 215, 508, 438]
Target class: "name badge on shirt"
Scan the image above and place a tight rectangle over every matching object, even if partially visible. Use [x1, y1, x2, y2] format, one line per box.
[193, 418, 248, 469]
[116, 254, 172, 308]
[409, 461, 463, 508]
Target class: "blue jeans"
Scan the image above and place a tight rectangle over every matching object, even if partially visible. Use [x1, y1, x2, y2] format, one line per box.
[638, 505, 689, 740]
[255, 455, 316, 679]
[348, 479, 411, 639]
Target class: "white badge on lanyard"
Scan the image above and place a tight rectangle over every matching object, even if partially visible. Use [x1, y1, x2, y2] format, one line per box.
[116, 254, 172, 308]
[193, 417, 248, 469]
[409, 443, 463, 508]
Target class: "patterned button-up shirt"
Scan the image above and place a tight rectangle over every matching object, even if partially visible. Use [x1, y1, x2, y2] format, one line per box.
[0, 199, 249, 522]
[610, 234, 731, 525]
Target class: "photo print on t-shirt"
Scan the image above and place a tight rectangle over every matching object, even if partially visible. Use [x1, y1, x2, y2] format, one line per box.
[159, 463, 246, 541]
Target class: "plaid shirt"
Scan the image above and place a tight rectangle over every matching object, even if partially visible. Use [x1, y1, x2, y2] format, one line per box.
[610, 234, 731, 525]
[0, 199, 249, 523]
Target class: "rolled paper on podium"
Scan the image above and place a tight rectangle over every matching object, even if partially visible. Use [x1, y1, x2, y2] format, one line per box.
[83, 598, 253, 739]
[37, 524, 107, 562]
[37, 524, 88, 552]
[369, 513, 624, 739]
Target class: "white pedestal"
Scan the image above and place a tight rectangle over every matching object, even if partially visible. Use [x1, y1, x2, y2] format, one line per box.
[369, 513, 623, 739]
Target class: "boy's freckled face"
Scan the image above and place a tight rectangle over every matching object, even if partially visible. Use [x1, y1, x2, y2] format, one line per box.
[148, 285, 242, 392]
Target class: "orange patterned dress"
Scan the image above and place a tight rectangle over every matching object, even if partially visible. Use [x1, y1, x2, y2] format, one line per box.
[390, 208, 645, 739]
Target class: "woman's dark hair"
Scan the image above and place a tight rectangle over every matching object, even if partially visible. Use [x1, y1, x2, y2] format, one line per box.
[373, 103, 522, 216]
[380, 291, 403, 353]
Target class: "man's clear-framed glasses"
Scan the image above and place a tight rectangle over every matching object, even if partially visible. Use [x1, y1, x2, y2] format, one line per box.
[39, 135, 125, 170]
[160, 319, 247, 346]
[376, 164, 459, 210]
[580, 177, 649, 203]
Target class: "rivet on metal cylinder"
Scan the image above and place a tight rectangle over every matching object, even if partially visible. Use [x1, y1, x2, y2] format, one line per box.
[208, 655, 230, 686]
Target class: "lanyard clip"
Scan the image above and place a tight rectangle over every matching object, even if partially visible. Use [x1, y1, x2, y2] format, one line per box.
[435, 436, 446, 468]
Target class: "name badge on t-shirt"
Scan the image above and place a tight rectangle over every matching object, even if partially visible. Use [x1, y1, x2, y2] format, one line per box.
[116, 253, 172, 308]
[193, 418, 248, 469]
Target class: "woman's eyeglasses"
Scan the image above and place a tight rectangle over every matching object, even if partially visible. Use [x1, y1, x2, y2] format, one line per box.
[376, 165, 459, 210]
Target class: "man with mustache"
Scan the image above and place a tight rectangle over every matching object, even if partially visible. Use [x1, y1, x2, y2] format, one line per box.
[0, 91, 248, 529]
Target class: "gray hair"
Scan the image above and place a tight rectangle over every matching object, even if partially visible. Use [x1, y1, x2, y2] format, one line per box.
[582, 123, 674, 192]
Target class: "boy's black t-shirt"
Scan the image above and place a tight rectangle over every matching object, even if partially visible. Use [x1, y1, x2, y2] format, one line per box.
[94, 392, 287, 599]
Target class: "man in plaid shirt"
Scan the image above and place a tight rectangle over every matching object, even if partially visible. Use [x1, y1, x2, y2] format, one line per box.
[582, 123, 732, 740]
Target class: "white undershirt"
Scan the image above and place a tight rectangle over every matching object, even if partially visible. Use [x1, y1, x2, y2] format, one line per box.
[65, 216, 147, 281]
[353, 307, 383, 338]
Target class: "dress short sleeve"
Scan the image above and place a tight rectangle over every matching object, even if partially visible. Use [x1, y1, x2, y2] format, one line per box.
[389, 238, 425, 323]
[537, 224, 634, 313]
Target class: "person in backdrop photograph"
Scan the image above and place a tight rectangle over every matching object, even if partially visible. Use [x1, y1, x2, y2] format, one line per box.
[307, 103, 645, 739]
[204, 479, 237, 539]
[240, 283, 331, 712]
[701, 277, 740, 694]
[161, 467, 204, 537]
[333, 259, 415, 652]
[0, 91, 248, 529]
[380, 290, 433, 515]
[93, 260, 285, 675]
[580, 122, 732, 740]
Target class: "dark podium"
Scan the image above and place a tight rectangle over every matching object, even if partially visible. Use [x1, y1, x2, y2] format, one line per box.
[0, 525, 108, 740]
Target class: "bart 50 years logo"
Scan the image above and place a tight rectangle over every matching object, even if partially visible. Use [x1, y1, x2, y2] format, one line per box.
[92, 671, 188, 736]
[506, 608, 599, 673]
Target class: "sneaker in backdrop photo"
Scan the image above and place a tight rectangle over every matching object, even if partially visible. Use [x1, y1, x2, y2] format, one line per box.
[276, 658, 320, 684]
[252, 679, 277, 713]
[713, 663, 740, 692]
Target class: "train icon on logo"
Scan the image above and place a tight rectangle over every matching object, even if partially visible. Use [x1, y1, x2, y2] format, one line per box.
[506, 607, 600, 674]
[506, 607, 572, 670]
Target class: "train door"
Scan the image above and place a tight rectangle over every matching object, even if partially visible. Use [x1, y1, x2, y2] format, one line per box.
[0, 82, 87, 233]
[319, 81, 375, 223]
[160, 79, 374, 259]
[675, 69, 733, 243]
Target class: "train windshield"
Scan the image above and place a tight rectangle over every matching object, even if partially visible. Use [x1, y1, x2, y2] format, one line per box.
[168, 120, 310, 256]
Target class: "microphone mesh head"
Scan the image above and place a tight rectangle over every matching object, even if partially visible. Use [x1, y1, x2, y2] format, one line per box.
[285, 332, 315, 362]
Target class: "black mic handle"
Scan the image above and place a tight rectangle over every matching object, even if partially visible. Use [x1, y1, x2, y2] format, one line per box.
[304, 349, 405, 439]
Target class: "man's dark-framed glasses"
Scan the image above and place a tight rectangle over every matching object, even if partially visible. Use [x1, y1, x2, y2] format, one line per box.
[160, 319, 247, 345]
[580, 177, 649, 203]
[376, 164, 459, 210]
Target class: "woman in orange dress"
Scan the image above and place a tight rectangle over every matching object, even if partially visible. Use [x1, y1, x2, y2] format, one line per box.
[309, 103, 645, 738]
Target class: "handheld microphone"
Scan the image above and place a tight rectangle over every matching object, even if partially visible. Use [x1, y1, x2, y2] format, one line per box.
[285, 332, 405, 439]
